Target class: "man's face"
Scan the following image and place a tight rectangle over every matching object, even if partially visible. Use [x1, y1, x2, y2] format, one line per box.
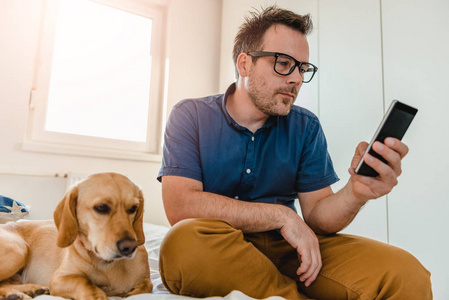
[245, 24, 310, 116]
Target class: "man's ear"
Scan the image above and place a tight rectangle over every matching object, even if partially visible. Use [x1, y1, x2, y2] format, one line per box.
[236, 52, 251, 78]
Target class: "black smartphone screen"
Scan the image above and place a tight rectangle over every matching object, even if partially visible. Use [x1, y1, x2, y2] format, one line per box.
[355, 100, 418, 177]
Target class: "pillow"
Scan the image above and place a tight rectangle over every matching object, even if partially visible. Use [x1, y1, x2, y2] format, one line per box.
[0, 195, 30, 224]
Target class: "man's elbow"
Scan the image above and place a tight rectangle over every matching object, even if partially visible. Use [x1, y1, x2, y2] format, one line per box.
[161, 176, 203, 226]
[166, 211, 184, 226]
[163, 195, 196, 226]
[163, 201, 187, 226]
[305, 217, 340, 236]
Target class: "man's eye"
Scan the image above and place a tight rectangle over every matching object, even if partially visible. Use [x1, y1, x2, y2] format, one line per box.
[128, 205, 138, 214]
[277, 60, 290, 66]
[94, 204, 110, 214]
[300, 67, 311, 74]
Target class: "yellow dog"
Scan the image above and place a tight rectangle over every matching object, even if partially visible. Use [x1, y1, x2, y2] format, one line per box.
[0, 173, 152, 299]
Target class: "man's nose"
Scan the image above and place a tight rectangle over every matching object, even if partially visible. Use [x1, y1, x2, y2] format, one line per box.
[286, 66, 303, 86]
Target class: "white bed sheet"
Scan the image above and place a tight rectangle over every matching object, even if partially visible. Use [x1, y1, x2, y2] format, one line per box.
[33, 223, 286, 300]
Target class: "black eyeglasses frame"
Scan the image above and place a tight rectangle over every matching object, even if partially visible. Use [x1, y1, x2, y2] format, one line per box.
[247, 51, 318, 83]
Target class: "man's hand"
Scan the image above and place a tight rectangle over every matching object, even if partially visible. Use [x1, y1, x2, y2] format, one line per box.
[348, 137, 409, 202]
[279, 212, 321, 287]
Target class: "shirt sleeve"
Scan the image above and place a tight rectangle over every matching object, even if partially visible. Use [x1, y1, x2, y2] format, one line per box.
[295, 118, 339, 193]
[157, 101, 203, 183]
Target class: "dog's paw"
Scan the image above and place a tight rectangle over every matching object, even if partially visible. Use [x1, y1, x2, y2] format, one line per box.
[7, 294, 32, 300]
[84, 291, 108, 300]
[33, 288, 50, 297]
[12, 284, 49, 298]
[125, 278, 153, 297]
[0, 287, 32, 300]
[69, 287, 108, 300]
[0, 292, 32, 300]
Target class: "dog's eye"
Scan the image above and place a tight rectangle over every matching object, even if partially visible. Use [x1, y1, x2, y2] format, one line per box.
[94, 204, 111, 214]
[128, 205, 138, 214]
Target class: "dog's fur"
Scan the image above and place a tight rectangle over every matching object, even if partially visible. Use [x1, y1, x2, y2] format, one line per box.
[0, 173, 152, 300]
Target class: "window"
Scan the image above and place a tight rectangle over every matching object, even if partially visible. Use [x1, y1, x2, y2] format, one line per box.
[24, 0, 167, 161]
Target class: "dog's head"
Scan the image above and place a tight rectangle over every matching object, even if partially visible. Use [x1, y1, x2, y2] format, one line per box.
[53, 173, 145, 262]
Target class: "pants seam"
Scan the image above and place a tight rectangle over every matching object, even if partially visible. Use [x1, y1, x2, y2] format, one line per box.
[318, 271, 363, 300]
[161, 278, 197, 297]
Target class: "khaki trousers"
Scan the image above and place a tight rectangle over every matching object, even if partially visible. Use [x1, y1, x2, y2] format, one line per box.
[159, 219, 432, 300]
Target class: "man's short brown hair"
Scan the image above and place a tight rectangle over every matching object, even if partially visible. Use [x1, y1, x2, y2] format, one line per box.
[232, 6, 313, 79]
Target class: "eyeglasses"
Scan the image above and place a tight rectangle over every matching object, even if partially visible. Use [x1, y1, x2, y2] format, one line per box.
[247, 51, 318, 83]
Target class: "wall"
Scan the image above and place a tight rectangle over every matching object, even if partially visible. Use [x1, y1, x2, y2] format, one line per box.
[220, 0, 448, 299]
[381, 1, 449, 298]
[0, 0, 222, 227]
[318, 0, 388, 242]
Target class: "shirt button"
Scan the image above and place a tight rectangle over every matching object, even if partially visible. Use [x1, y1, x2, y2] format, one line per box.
[251, 136, 255, 141]
[246, 169, 251, 174]
[235, 196, 239, 199]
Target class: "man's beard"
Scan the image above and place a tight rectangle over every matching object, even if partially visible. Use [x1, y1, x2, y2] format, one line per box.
[247, 80, 298, 116]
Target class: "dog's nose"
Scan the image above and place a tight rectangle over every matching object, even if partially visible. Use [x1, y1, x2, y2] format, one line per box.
[117, 238, 138, 256]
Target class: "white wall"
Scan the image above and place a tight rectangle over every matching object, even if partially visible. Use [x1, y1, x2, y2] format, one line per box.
[318, 0, 388, 242]
[0, 0, 222, 227]
[381, 1, 449, 298]
[221, 0, 448, 299]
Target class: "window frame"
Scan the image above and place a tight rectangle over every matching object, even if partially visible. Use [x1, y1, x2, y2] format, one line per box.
[24, 0, 167, 162]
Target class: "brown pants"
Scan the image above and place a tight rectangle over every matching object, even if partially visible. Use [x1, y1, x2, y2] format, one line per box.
[159, 219, 432, 300]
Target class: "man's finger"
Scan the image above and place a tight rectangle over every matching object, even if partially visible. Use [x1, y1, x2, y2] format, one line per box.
[384, 138, 409, 159]
[300, 249, 321, 286]
[372, 141, 402, 176]
[296, 250, 311, 276]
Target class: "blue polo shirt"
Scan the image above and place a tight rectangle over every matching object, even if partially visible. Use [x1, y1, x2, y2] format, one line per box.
[157, 83, 339, 212]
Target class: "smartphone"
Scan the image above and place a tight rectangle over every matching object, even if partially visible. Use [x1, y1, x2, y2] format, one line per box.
[355, 100, 418, 177]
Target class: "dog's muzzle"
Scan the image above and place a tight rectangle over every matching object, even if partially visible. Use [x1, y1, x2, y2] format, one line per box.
[116, 238, 138, 257]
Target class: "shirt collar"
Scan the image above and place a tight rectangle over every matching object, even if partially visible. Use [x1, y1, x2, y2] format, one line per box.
[220, 83, 278, 131]
[220, 83, 237, 126]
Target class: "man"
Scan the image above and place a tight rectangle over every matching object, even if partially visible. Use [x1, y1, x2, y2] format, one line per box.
[157, 6, 431, 300]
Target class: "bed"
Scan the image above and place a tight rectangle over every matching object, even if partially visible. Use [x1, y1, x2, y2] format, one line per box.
[28, 223, 286, 300]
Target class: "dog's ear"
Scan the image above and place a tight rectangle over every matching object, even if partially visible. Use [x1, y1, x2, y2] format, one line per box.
[54, 186, 78, 248]
[133, 190, 145, 245]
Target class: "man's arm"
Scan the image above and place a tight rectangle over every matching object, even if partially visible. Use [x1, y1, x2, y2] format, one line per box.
[299, 137, 409, 235]
[161, 175, 322, 287]
[162, 175, 290, 231]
